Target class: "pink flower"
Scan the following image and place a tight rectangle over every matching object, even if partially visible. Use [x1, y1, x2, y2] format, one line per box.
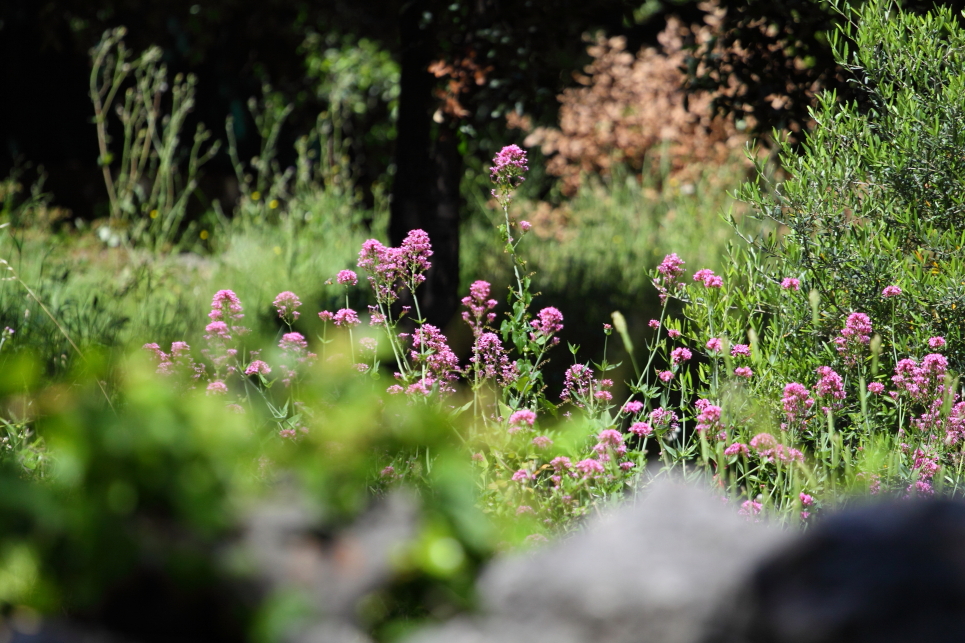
[272, 291, 302, 322]
[731, 344, 750, 357]
[318, 310, 334, 322]
[560, 363, 594, 404]
[882, 285, 902, 297]
[667, 329, 681, 339]
[279, 332, 308, 352]
[516, 505, 535, 516]
[511, 469, 532, 483]
[654, 254, 686, 304]
[206, 380, 228, 395]
[630, 422, 653, 437]
[781, 382, 814, 430]
[693, 268, 723, 288]
[623, 400, 644, 414]
[867, 382, 885, 395]
[532, 435, 553, 449]
[491, 145, 529, 190]
[575, 459, 605, 477]
[694, 399, 723, 433]
[333, 308, 361, 327]
[781, 278, 800, 291]
[550, 456, 572, 471]
[410, 324, 460, 393]
[648, 319, 661, 329]
[658, 370, 674, 382]
[734, 366, 753, 378]
[724, 443, 749, 457]
[649, 407, 679, 433]
[670, 347, 692, 364]
[208, 289, 244, 322]
[337, 269, 358, 286]
[530, 307, 564, 343]
[706, 337, 723, 352]
[738, 500, 762, 519]
[471, 332, 515, 384]
[245, 360, 271, 376]
[799, 492, 814, 507]
[380, 466, 395, 478]
[519, 220, 532, 232]
[815, 366, 846, 409]
[596, 429, 624, 446]
[386, 385, 404, 395]
[509, 409, 537, 428]
[929, 336, 946, 349]
[657, 253, 686, 279]
[461, 280, 498, 333]
[834, 312, 872, 365]
[750, 433, 777, 452]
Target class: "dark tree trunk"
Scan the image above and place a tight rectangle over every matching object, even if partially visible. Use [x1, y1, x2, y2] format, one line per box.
[390, 0, 463, 328]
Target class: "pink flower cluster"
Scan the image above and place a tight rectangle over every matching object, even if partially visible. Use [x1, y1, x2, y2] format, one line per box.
[508, 409, 537, 434]
[143, 341, 199, 378]
[490, 144, 529, 195]
[336, 270, 358, 286]
[815, 366, 846, 412]
[272, 291, 302, 324]
[470, 332, 517, 384]
[654, 253, 686, 305]
[357, 229, 433, 304]
[749, 433, 804, 464]
[530, 307, 564, 344]
[693, 268, 723, 288]
[694, 399, 723, 436]
[834, 312, 872, 365]
[881, 285, 902, 298]
[560, 363, 593, 405]
[408, 323, 460, 394]
[892, 353, 948, 405]
[781, 382, 814, 431]
[781, 278, 801, 291]
[461, 280, 498, 335]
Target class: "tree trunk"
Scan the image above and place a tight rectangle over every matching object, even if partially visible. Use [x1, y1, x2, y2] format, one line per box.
[390, 0, 463, 328]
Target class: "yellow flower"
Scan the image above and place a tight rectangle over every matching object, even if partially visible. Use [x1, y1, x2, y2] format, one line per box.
[200, 230, 209, 240]
[149, 209, 159, 219]
[269, 199, 279, 209]
[251, 191, 261, 201]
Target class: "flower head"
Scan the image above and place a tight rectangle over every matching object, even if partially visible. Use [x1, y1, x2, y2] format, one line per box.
[781, 278, 801, 291]
[337, 270, 359, 286]
[693, 269, 722, 288]
[490, 145, 528, 196]
[670, 347, 692, 365]
[929, 336, 947, 350]
[333, 308, 361, 327]
[206, 380, 228, 395]
[882, 285, 902, 298]
[245, 360, 272, 376]
[706, 337, 723, 353]
[530, 307, 564, 344]
[272, 291, 302, 323]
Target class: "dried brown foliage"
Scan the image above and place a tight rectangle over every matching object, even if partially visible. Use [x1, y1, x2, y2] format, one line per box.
[521, 11, 751, 196]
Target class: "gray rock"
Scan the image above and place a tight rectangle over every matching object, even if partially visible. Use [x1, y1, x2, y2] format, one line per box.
[410, 479, 789, 643]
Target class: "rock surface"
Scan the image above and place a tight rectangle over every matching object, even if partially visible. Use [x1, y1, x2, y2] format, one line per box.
[409, 479, 789, 643]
